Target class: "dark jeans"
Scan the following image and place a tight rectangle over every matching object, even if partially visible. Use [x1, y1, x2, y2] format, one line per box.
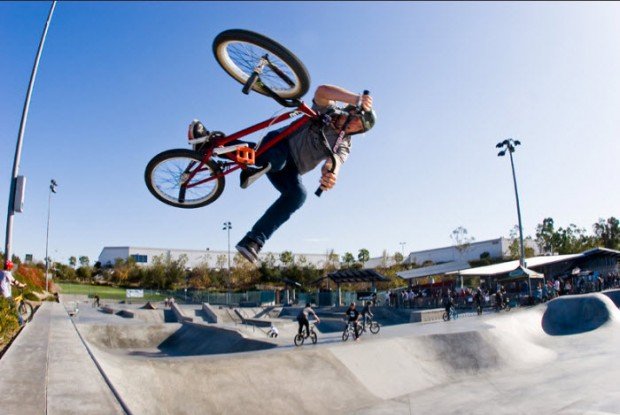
[246, 131, 307, 246]
[298, 317, 309, 336]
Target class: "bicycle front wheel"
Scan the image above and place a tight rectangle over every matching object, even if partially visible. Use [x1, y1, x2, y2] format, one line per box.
[442, 312, 449, 321]
[18, 302, 33, 322]
[145, 149, 225, 209]
[294, 334, 304, 347]
[213, 29, 310, 99]
[370, 322, 380, 334]
[342, 329, 349, 342]
[310, 331, 317, 344]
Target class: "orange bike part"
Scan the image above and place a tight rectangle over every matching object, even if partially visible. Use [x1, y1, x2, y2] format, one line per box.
[235, 147, 255, 165]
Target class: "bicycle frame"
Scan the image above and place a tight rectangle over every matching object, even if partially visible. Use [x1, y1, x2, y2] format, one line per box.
[183, 101, 318, 189]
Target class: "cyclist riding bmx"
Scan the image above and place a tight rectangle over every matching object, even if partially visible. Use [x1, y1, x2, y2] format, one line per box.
[297, 303, 320, 338]
[193, 84, 375, 263]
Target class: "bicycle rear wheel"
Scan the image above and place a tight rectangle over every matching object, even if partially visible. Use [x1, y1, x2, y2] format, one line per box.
[145, 149, 225, 209]
[442, 312, 449, 321]
[18, 301, 33, 322]
[213, 29, 310, 99]
[294, 334, 304, 347]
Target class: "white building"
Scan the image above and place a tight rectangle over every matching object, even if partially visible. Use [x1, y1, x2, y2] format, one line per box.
[403, 237, 540, 266]
[97, 246, 336, 269]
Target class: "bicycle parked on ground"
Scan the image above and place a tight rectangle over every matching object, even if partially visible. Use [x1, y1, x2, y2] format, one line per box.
[145, 29, 370, 207]
[13, 288, 33, 324]
[442, 306, 459, 321]
[294, 321, 318, 347]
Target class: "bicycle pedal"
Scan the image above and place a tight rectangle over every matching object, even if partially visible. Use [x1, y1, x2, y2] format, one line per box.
[235, 147, 255, 164]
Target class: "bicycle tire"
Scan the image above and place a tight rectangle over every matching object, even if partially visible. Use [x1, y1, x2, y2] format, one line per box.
[145, 149, 224, 209]
[18, 301, 33, 322]
[342, 329, 349, 342]
[442, 312, 449, 321]
[294, 334, 304, 347]
[213, 29, 310, 99]
[310, 331, 317, 344]
[369, 322, 380, 334]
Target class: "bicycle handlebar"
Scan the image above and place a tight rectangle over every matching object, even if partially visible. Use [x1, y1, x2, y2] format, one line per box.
[315, 90, 370, 197]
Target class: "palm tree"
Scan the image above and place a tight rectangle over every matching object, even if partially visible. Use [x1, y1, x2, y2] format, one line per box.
[69, 256, 77, 268]
[342, 252, 355, 268]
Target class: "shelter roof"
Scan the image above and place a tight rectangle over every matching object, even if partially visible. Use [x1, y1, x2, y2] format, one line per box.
[396, 261, 471, 280]
[447, 255, 580, 277]
[324, 268, 389, 284]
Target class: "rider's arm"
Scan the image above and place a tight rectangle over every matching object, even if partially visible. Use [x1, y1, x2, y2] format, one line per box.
[310, 309, 320, 322]
[314, 85, 373, 111]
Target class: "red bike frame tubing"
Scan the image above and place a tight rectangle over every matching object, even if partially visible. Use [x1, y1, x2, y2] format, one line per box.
[185, 102, 318, 188]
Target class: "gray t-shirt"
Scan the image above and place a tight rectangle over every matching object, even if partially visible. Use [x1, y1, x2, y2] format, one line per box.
[287, 102, 352, 175]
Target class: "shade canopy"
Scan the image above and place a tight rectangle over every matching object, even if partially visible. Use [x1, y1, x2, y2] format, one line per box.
[322, 268, 389, 284]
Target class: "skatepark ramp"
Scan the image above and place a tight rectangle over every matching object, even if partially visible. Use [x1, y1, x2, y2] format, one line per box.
[81, 322, 277, 357]
[542, 292, 620, 335]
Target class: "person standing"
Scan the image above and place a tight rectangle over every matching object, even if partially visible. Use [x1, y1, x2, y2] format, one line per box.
[1, 260, 26, 326]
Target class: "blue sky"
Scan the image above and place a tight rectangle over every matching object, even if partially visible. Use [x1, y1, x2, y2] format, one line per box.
[1, 1, 619, 264]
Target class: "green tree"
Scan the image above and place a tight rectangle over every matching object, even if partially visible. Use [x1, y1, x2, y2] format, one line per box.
[535, 218, 556, 254]
[357, 249, 370, 268]
[76, 266, 92, 283]
[393, 252, 404, 263]
[280, 251, 294, 267]
[79, 256, 90, 268]
[593, 217, 620, 249]
[68, 256, 77, 268]
[342, 252, 355, 268]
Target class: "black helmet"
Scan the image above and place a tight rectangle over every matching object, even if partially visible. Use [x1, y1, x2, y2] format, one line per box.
[305, 302, 311, 307]
[342, 105, 377, 133]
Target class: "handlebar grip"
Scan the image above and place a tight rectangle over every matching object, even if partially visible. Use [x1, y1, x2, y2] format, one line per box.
[363, 90, 370, 96]
[315, 188, 323, 197]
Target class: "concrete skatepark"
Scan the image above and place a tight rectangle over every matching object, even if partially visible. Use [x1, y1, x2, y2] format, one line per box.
[1, 291, 620, 414]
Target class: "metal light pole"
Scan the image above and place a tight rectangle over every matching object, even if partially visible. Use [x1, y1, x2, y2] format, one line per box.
[45, 179, 58, 292]
[496, 138, 530, 297]
[5, 1, 57, 265]
[223, 221, 232, 302]
[399, 242, 406, 258]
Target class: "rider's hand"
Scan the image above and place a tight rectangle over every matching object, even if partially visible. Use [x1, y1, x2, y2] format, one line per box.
[320, 161, 337, 191]
[360, 94, 373, 112]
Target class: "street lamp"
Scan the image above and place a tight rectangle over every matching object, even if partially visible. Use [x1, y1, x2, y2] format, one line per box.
[496, 138, 530, 297]
[222, 221, 232, 271]
[4, 2, 57, 265]
[45, 179, 58, 292]
[399, 242, 406, 258]
[222, 221, 232, 301]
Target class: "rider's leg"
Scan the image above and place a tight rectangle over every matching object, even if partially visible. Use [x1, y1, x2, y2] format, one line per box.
[304, 319, 310, 338]
[297, 320, 303, 336]
[354, 321, 359, 339]
[245, 157, 307, 247]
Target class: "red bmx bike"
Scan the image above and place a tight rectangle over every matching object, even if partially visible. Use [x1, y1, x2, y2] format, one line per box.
[145, 29, 367, 208]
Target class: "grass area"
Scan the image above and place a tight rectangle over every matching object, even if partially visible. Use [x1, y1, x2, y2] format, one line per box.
[57, 283, 167, 301]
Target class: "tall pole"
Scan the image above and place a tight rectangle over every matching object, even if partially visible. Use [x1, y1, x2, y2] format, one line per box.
[223, 221, 232, 301]
[5, 1, 57, 265]
[507, 150, 526, 268]
[399, 242, 406, 258]
[45, 179, 57, 292]
[496, 138, 530, 298]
